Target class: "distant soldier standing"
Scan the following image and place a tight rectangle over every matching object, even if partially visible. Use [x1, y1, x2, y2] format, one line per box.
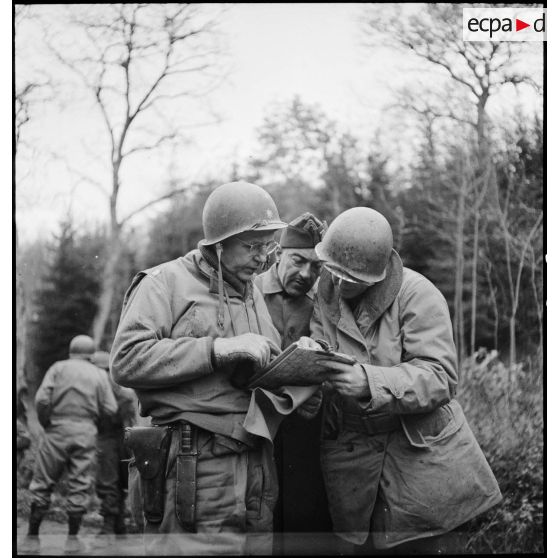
[92, 350, 137, 535]
[25, 335, 117, 548]
[254, 213, 332, 551]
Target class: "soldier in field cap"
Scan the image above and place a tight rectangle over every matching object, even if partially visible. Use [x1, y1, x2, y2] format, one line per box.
[255, 212, 333, 553]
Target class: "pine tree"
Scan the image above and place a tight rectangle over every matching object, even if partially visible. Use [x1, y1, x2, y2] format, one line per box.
[29, 219, 103, 387]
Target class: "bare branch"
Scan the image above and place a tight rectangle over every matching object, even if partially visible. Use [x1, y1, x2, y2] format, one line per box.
[120, 188, 190, 225]
[512, 213, 543, 314]
[121, 133, 178, 158]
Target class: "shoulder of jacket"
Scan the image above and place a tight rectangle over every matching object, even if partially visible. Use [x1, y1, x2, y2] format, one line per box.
[139, 254, 198, 287]
[44, 360, 63, 378]
[399, 268, 446, 303]
[143, 257, 183, 279]
[254, 272, 264, 289]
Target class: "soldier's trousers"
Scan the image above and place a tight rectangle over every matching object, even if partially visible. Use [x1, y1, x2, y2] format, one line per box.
[96, 432, 128, 517]
[29, 420, 97, 514]
[129, 427, 278, 555]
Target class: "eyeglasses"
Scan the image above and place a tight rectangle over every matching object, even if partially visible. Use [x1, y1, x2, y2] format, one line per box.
[324, 263, 377, 286]
[236, 238, 279, 256]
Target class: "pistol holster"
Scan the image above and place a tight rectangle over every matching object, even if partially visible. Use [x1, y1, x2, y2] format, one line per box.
[124, 426, 171, 523]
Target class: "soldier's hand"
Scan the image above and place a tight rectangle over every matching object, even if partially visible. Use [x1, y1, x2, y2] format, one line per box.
[213, 333, 280, 371]
[297, 336, 322, 350]
[318, 360, 371, 399]
[297, 389, 323, 420]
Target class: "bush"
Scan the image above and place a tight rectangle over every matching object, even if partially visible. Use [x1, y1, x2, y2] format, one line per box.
[458, 350, 544, 554]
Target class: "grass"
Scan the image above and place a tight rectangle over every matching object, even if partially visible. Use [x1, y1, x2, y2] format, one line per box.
[458, 350, 544, 554]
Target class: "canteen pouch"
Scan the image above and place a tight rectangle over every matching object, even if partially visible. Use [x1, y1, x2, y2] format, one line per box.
[124, 426, 171, 523]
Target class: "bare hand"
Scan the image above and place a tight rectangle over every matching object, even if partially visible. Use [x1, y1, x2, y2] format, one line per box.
[297, 389, 323, 420]
[297, 336, 322, 350]
[318, 360, 371, 399]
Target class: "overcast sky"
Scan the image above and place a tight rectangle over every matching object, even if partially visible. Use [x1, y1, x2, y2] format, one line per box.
[15, 3, 544, 243]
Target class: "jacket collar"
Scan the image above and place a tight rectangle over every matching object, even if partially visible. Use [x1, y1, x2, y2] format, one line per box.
[317, 250, 404, 339]
[260, 263, 315, 301]
[188, 250, 251, 299]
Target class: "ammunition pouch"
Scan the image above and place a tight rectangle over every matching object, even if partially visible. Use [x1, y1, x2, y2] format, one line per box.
[124, 426, 171, 523]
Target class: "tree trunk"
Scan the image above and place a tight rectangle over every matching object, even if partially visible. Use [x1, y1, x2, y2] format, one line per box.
[470, 93, 489, 356]
[529, 247, 543, 357]
[92, 230, 122, 347]
[485, 262, 499, 352]
[509, 314, 516, 373]
[470, 200, 479, 355]
[453, 171, 467, 364]
[16, 229, 27, 395]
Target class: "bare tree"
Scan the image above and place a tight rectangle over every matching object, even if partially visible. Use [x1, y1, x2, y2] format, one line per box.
[15, 5, 55, 398]
[361, 3, 542, 358]
[528, 243, 543, 358]
[491, 165, 542, 367]
[40, 4, 228, 345]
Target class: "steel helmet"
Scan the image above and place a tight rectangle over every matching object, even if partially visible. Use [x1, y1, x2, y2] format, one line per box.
[69, 335, 95, 357]
[315, 207, 393, 283]
[200, 181, 287, 245]
[91, 350, 110, 370]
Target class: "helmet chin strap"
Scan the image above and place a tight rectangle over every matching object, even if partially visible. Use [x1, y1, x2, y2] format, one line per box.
[216, 242, 225, 331]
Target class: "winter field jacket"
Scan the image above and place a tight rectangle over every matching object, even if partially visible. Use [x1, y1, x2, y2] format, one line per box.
[35, 358, 118, 427]
[311, 250, 502, 547]
[110, 249, 282, 444]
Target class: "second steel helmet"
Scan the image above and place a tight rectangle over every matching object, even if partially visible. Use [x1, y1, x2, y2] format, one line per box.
[91, 350, 110, 370]
[69, 335, 96, 357]
[200, 181, 287, 245]
[315, 207, 393, 283]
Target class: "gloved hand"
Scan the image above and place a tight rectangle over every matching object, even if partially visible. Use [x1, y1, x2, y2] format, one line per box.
[297, 389, 323, 420]
[213, 333, 280, 372]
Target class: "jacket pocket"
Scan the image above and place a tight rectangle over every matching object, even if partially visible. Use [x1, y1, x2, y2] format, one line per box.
[401, 399, 465, 449]
[246, 464, 264, 519]
[211, 434, 252, 457]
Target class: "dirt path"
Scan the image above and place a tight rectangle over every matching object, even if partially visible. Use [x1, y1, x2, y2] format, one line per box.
[16, 516, 146, 556]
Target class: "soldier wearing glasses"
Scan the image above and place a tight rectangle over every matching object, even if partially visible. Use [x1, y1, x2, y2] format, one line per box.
[299, 207, 501, 554]
[111, 182, 291, 554]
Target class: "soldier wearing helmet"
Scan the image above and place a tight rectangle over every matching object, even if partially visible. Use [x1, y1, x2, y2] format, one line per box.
[254, 212, 332, 550]
[92, 350, 138, 535]
[111, 181, 313, 554]
[25, 335, 117, 550]
[298, 207, 501, 554]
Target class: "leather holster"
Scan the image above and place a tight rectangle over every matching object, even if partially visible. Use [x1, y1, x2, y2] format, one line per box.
[124, 426, 171, 523]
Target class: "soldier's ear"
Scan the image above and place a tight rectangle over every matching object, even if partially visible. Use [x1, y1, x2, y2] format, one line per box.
[275, 247, 283, 261]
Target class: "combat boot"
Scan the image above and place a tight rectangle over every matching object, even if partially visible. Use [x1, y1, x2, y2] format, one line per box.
[27, 502, 48, 536]
[64, 513, 86, 554]
[114, 514, 127, 535]
[20, 503, 48, 553]
[67, 512, 83, 536]
[98, 514, 116, 535]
